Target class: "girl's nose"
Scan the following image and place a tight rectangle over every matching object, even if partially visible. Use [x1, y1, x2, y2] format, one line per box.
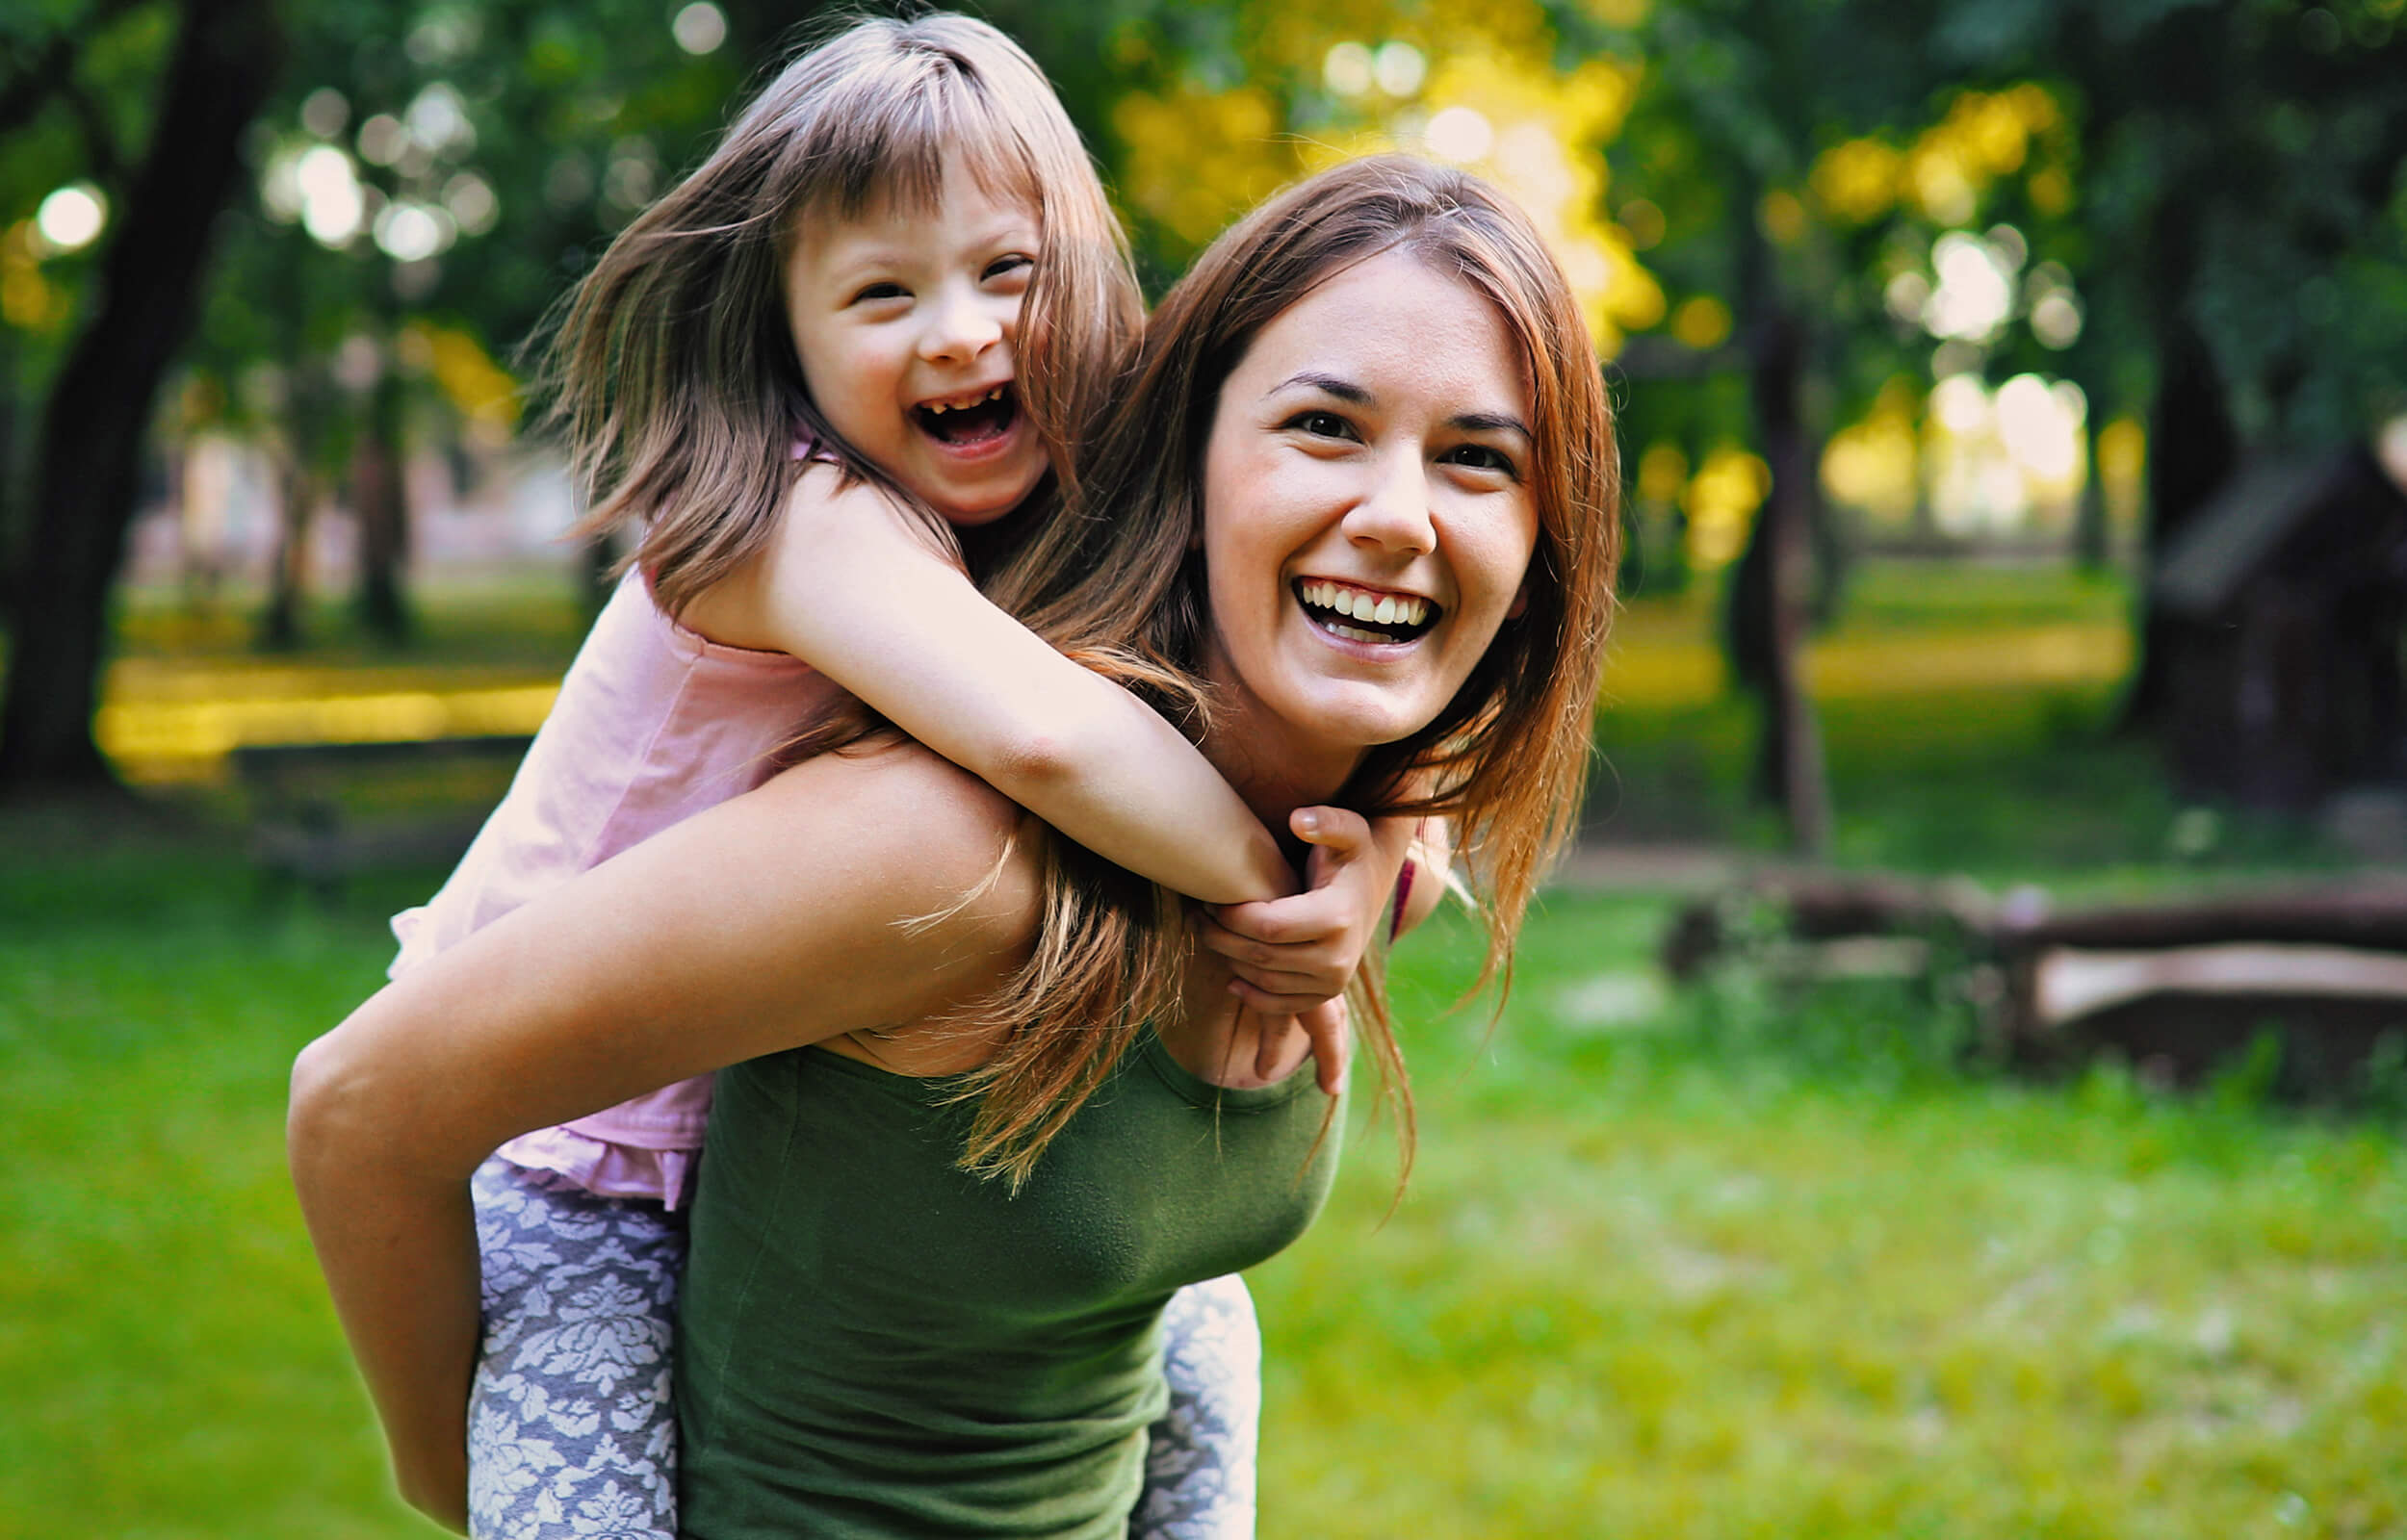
[1344, 451, 1436, 555]
[919, 283, 1003, 363]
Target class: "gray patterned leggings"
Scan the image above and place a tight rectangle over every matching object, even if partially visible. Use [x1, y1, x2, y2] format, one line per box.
[465, 1156, 1258, 1539]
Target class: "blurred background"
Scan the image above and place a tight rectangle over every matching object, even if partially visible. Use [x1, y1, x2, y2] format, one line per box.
[4, 1, 2406, 1535]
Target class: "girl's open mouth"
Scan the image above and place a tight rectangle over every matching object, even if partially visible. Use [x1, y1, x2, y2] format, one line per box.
[913, 384, 1017, 448]
[1294, 578, 1439, 646]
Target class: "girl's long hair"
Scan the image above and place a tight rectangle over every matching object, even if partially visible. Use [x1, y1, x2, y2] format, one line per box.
[539, 13, 1141, 615]
[932, 157, 1622, 1189]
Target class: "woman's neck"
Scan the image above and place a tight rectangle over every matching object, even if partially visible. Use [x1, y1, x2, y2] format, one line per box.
[1198, 655, 1364, 836]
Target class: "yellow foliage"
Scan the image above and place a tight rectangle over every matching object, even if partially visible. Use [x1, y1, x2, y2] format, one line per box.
[1757, 188, 1807, 246]
[2096, 417, 2146, 488]
[1902, 85, 2066, 226]
[2007, 83, 2059, 134]
[0, 223, 64, 331]
[1581, 0, 1651, 26]
[1669, 295, 1731, 350]
[1104, 2, 1654, 358]
[1411, 49, 1650, 349]
[1112, 86, 1296, 253]
[1682, 447, 1770, 569]
[1635, 442, 1687, 505]
[1809, 138, 1902, 225]
[2028, 166, 2074, 217]
[411, 322, 521, 431]
[1820, 377, 1922, 524]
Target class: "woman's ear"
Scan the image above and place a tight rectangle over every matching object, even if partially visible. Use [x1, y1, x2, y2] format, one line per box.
[1507, 578, 1530, 619]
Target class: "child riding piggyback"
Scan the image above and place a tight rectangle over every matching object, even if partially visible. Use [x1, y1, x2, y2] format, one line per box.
[356, 15, 1408, 1540]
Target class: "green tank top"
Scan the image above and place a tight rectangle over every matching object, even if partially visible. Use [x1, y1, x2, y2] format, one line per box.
[676, 1030, 1342, 1539]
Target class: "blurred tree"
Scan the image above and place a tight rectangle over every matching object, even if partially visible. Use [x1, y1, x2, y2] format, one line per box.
[0, 0, 834, 795]
[1934, 0, 2407, 745]
[0, 0, 278, 796]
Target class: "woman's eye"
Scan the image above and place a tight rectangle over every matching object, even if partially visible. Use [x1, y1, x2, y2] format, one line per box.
[1442, 443, 1517, 477]
[1286, 410, 1356, 441]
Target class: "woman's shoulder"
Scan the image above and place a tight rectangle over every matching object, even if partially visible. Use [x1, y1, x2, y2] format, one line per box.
[749, 738, 1046, 935]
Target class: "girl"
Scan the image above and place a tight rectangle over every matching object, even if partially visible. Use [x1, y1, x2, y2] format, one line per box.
[378, 16, 1406, 1539]
[294, 151, 1617, 1539]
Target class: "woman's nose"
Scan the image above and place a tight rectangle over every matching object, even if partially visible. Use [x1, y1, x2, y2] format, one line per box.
[918, 283, 1003, 363]
[1344, 451, 1436, 555]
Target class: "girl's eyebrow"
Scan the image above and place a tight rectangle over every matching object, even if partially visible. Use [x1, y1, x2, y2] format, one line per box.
[1272, 372, 1532, 439]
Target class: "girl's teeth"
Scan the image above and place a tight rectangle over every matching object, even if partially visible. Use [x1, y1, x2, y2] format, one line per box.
[923, 386, 1005, 416]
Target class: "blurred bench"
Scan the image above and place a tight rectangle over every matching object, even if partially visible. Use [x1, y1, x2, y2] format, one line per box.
[1663, 872, 2407, 1097]
[232, 734, 531, 897]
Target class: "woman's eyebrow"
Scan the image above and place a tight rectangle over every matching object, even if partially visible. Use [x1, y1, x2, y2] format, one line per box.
[1270, 372, 1531, 439]
[1452, 409, 1532, 439]
[1272, 372, 1370, 403]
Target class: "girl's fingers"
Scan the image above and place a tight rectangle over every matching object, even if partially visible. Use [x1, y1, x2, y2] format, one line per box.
[1297, 999, 1350, 1095]
[1292, 806, 1373, 887]
[1229, 980, 1334, 1017]
[1195, 911, 1337, 968]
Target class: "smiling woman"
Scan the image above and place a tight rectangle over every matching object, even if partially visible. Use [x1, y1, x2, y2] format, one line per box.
[291, 154, 1618, 1539]
[1199, 250, 1541, 778]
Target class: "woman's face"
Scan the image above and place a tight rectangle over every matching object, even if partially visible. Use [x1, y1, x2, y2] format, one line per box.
[1198, 249, 1540, 783]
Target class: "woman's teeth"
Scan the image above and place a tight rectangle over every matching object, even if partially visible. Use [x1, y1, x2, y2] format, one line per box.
[1296, 579, 1435, 644]
[1299, 580, 1428, 628]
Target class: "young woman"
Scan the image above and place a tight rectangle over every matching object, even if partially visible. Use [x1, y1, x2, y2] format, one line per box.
[291, 154, 1619, 1537]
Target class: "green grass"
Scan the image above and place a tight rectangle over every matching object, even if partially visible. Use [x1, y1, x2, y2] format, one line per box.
[7, 560, 2391, 1534]
[4, 816, 2400, 1538]
[1255, 900, 2407, 1540]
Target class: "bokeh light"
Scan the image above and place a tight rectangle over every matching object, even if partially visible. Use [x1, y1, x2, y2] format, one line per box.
[34, 185, 106, 254]
[297, 145, 365, 246]
[672, 3, 728, 56]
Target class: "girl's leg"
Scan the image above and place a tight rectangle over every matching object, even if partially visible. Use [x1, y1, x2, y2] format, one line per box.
[1132, 1271, 1261, 1540]
[465, 1156, 686, 1540]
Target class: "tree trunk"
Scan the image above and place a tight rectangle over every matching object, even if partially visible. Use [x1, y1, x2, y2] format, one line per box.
[0, 0, 281, 796]
[2072, 412, 2111, 573]
[1726, 207, 1833, 858]
[2117, 319, 2239, 738]
[351, 352, 413, 645]
[260, 455, 318, 654]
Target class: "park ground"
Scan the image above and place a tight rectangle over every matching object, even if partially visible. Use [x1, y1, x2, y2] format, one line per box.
[3, 562, 2403, 1537]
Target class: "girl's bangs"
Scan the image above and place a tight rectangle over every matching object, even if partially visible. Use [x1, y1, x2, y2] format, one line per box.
[781, 66, 1042, 226]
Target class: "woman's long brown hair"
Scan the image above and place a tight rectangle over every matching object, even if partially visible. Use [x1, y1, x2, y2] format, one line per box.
[537, 13, 1142, 615]
[930, 156, 1622, 1189]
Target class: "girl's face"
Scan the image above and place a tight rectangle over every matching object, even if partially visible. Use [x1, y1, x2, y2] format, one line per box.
[1199, 249, 1541, 786]
[783, 167, 1048, 525]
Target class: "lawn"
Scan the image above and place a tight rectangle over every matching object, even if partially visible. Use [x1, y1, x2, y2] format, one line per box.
[4, 560, 2397, 1536]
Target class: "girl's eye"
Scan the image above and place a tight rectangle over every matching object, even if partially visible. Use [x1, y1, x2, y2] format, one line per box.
[1285, 410, 1357, 441]
[1442, 443, 1518, 477]
[851, 281, 908, 304]
[984, 253, 1035, 283]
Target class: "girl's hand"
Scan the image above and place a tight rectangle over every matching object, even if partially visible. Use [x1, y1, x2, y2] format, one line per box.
[1197, 805, 1389, 1014]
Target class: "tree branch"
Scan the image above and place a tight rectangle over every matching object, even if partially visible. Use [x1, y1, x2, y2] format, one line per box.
[0, 0, 154, 143]
[59, 77, 124, 191]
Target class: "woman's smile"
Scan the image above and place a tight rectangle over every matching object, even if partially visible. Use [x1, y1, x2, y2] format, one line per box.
[1200, 247, 1540, 786]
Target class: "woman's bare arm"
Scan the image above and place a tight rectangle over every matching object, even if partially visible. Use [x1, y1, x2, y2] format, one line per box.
[287, 742, 1038, 1528]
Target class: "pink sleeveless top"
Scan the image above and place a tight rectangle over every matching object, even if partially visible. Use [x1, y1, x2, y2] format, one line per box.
[389, 568, 838, 1207]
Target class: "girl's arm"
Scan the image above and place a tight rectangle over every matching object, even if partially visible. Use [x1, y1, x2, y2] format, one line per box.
[288, 743, 1038, 1529]
[681, 466, 1295, 907]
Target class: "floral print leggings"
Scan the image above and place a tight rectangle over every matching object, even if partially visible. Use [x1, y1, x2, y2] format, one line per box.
[464, 1156, 1258, 1540]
